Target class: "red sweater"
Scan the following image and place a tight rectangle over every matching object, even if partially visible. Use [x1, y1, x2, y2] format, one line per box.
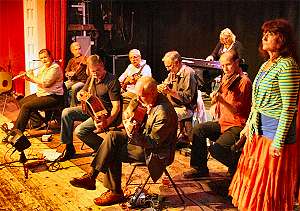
[218, 73, 252, 133]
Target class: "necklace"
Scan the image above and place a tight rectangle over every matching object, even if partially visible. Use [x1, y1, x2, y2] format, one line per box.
[261, 56, 281, 71]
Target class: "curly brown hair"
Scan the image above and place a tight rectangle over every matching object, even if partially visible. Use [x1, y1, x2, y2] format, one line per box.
[259, 19, 299, 64]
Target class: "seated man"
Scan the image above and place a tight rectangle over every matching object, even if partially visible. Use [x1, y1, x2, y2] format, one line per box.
[184, 49, 252, 178]
[15, 49, 64, 131]
[118, 49, 151, 104]
[64, 42, 89, 107]
[69, 76, 178, 206]
[158, 50, 197, 142]
[59, 54, 121, 161]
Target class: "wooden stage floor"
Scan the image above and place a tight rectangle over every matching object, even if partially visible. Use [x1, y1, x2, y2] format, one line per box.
[0, 95, 237, 211]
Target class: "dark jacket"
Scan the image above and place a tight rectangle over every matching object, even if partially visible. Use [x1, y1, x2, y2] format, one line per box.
[128, 94, 178, 182]
[210, 40, 244, 60]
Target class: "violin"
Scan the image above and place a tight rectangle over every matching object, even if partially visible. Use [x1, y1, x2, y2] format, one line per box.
[210, 73, 241, 120]
[65, 55, 87, 80]
[218, 73, 241, 93]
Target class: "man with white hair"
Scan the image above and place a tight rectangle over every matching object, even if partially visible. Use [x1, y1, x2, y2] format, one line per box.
[118, 49, 152, 94]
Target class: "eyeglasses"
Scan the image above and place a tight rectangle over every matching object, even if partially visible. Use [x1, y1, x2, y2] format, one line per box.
[263, 31, 278, 37]
[165, 63, 174, 69]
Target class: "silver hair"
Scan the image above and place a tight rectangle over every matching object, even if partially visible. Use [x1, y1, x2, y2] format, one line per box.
[220, 28, 236, 42]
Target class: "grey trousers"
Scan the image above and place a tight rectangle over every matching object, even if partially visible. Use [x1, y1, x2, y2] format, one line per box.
[91, 130, 145, 193]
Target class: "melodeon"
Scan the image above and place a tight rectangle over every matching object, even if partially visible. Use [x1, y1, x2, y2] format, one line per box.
[182, 57, 221, 70]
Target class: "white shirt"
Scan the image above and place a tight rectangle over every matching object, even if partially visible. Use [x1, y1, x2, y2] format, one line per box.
[27, 62, 64, 97]
[118, 59, 152, 93]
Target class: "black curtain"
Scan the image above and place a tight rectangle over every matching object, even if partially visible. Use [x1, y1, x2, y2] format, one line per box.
[80, 0, 300, 82]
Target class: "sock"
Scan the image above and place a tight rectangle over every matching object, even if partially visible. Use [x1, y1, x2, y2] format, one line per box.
[90, 168, 100, 180]
[66, 143, 75, 152]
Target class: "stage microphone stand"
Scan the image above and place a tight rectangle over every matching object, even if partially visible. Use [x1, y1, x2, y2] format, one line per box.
[19, 151, 29, 179]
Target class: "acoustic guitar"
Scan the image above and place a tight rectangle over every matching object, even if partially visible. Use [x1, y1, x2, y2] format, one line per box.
[0, 72, 12, 94]
[123, 99, 147, 138]
[81, 76, 108, 127]
[120, 63, 146, 91]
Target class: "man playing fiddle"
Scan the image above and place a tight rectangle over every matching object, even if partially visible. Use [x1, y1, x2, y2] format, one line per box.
[59, 54, 121, 161]
[184, 49, 252, 178]
[65, 42, 89, 107]
[69, 76, 178, 206]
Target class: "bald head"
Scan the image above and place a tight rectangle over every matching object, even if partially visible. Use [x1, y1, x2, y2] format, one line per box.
[219, 50, 240, 76]
[135, 76, 158, 105]
[219, 49, 239, 64]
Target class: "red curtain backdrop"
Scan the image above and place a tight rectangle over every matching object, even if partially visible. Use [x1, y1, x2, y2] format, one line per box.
[0, 0, 25, 95]
[297, 96, 300, 201]
[45, 0, 67, 69]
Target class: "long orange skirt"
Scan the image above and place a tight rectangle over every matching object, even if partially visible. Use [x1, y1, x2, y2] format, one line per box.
[229, 135, 298, 211]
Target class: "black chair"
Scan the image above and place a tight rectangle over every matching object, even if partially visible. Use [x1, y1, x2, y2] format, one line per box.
[42, 84, 68, 134]
[43, 106, 64, 134]
[126, 138, 185, 205]
[126, 162, 185, 205]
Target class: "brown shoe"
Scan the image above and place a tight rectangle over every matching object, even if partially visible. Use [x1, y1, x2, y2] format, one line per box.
[94, 190, 124, 206]
[69, 174, 96, 190]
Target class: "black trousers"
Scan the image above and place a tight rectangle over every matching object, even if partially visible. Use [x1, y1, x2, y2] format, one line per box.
[91, 130, 145, 193]
[190, 121, 242, 174]
[15, 94, 63, 132]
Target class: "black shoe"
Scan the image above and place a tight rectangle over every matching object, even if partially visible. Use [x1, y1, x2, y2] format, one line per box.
[59, 146, 76, 161]
[176, 134, 190, 149]
[70, 174, 96, 190]
[183, 168, 209, 179]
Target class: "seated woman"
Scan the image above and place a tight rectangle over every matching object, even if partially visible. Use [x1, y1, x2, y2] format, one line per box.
[14, 49, 64, 131]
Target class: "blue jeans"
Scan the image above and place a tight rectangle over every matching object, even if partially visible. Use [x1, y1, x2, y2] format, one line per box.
[60, 106, 104, 151]
[65, 81, 85, 107]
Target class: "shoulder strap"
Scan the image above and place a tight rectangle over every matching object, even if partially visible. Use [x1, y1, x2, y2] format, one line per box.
[137, 63, 147, 75]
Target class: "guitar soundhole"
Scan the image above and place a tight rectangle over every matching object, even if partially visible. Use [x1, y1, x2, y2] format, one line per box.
[2, 80, 8, 87]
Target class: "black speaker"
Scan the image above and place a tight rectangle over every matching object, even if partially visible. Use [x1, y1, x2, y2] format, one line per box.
[107, 54, 129, 77]
[7, 129, 31, 152]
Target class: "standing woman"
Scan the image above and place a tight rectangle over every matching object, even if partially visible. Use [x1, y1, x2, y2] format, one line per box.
[229, 19, 300, 211]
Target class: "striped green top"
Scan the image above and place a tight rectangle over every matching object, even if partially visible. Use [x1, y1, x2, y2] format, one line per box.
[247, 56, 300, 149]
